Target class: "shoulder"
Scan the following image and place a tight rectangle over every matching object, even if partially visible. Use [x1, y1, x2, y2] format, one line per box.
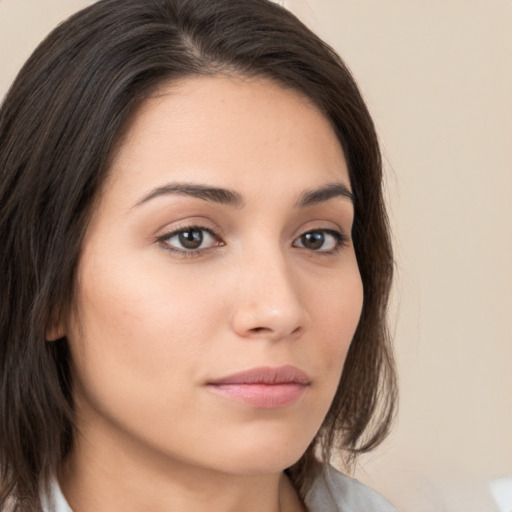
[304, 465, 397, 512]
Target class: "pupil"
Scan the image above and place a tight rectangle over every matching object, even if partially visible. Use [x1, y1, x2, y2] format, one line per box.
[179, 229, 203, 249]
[302, 231, 324, 250]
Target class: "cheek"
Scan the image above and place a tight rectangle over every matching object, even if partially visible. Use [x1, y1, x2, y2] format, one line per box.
[311, 279, 363, 438]
[67, 253, 221, 409]
[308, 264, 364, 382]
[311, 261, 363, 340]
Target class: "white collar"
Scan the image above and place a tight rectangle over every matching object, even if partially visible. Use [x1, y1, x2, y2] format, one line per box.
[42, 478, 73, 512]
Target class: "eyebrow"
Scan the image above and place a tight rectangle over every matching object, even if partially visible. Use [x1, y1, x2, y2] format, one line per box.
[294, 182, 353, 208]
[132, 182, 245, 209]
[132, 180, 353, 210]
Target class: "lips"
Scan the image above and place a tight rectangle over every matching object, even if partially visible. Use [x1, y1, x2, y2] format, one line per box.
[206, 365, 311, 408]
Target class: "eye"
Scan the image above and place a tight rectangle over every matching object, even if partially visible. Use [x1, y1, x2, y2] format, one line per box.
[157, 226, 222, 254]
[293, 229, 347, 253]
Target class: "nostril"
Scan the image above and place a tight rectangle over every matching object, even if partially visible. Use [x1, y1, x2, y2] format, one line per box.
[248, 325, 303, 337]
[250, 327, 267, 333]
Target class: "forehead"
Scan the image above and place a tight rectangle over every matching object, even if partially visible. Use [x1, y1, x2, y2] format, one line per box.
[104, 75, 349, 207]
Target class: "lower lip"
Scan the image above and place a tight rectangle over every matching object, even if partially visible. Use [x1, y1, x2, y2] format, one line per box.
[207, 383, 308, 408]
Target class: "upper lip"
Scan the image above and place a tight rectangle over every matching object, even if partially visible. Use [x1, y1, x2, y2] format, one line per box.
[207, 365, 311, 385]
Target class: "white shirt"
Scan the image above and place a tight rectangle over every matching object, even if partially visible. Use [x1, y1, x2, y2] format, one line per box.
[304, 465, 397, 511]
[42, 465, 396, 512]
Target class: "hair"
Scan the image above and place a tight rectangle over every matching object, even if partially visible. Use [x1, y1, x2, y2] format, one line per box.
[0, 0, 397, 509]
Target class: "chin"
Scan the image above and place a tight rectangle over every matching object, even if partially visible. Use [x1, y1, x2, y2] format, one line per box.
[218, 454, 304, 477]
[203, 431, 314, 476]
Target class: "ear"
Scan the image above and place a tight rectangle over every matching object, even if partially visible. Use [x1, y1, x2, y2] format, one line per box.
[46, 323, 66, 341]
[45, 309, 67, 341]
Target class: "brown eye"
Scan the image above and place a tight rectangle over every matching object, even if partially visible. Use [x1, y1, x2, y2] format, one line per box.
[159, 226, 221, 253]
[300, 231, 325, 250]
[178, 229, 203, 249]
[293, 229, 347, 252]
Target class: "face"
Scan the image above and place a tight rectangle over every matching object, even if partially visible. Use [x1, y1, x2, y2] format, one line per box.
[63, 76, 363, 477]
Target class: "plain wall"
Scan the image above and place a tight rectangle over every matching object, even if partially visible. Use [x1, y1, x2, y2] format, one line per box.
[297, 1, 512, 510]
[1, 0, 511, 510]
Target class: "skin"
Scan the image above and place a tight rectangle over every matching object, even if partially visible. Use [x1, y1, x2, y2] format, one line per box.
[54, 75, 364, 512]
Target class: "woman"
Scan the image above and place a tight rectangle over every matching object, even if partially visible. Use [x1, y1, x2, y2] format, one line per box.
[0, 0, 397, 511]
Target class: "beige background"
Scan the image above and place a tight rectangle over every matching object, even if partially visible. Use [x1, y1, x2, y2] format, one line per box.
[1, 0, 511, 510]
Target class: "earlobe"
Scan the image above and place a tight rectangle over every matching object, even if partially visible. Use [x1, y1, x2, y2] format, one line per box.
[46, 326, 66, 342]
[45, 316, 67, 342]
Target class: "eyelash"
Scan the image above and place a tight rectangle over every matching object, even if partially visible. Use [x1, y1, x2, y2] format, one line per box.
[156, 225, 349, 258]
[156, 225, 223, 258]
[293, 229, 349, 254]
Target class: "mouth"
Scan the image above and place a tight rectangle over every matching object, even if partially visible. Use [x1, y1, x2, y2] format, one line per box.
[206, 365, 311, 409]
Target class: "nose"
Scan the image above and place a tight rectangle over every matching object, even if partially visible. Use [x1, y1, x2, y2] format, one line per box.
[230, 248, 309, 341]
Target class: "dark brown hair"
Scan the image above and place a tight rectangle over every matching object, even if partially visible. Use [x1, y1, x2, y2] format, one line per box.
[0, 0, 396, 509]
